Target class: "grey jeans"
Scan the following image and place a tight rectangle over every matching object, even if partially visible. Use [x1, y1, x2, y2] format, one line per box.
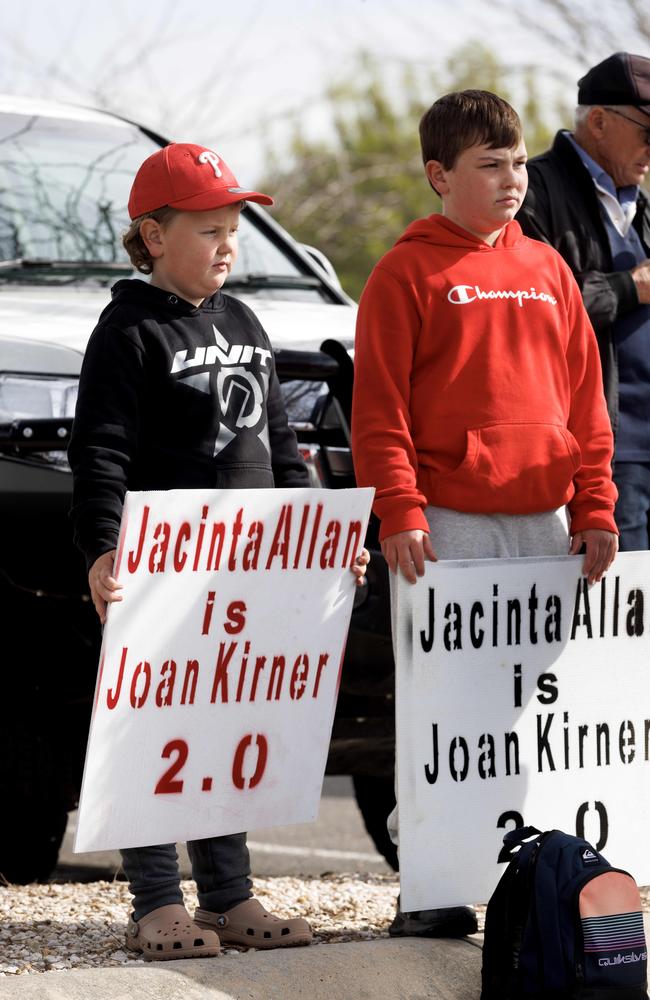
[387, 505, 570, 846]
[121, 834, 253, 921]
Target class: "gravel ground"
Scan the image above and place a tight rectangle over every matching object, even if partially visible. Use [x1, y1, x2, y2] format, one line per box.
[4, 876, 647, 979]
[0, 874, 404, 977]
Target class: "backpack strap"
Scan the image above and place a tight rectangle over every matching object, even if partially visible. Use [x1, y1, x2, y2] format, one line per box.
[501, 825, 542, 858]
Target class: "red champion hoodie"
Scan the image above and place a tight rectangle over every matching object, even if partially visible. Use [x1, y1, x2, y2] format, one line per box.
[351, 215, 617, 539]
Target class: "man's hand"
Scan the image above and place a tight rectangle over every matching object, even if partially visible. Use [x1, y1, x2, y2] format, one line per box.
[381, 529, 437, 584]
[569, 529, 618, 585]
[88, 549, 123, 624]
[631, 260, 650, 304]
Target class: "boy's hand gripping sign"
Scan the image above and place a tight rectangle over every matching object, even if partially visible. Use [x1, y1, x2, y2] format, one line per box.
[394, 552, 650, 912]
[75, 487, 373, 853]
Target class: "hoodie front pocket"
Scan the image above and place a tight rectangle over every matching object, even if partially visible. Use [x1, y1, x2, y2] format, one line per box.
[433, 422, 581, 512]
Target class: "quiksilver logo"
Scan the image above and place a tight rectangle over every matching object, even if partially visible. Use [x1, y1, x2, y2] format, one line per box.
[598, 951, 647, 966]
[447, 284, 558, 308]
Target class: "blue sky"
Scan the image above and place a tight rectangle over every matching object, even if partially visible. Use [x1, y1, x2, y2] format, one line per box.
[0, 0, 646, 180]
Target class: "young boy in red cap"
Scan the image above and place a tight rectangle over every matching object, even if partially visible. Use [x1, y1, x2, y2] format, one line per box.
[68, 142, 367, 960]
[352, 90, 618, 939]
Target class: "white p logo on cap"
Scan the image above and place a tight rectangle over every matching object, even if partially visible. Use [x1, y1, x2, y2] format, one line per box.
[197, 150, 223, 178]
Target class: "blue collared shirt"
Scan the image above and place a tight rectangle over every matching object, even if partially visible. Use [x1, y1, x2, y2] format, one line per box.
[565, 131, 638, 236]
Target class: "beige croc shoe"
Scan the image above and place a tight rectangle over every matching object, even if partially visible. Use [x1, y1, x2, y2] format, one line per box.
[194, 898, 312, 949]
[125, 903, 220, 961]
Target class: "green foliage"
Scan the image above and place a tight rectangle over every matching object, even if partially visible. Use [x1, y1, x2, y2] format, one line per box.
[260, 43, 562, 300]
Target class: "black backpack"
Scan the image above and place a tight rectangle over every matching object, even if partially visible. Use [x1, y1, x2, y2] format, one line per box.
[481, 826, 648, 999]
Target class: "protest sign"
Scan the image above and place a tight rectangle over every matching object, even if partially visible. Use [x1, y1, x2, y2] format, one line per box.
[74, 486, 372, 853]
[395, 552, 650, 911]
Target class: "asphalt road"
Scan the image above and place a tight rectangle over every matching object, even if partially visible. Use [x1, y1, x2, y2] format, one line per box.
[54, 776, 392, 881]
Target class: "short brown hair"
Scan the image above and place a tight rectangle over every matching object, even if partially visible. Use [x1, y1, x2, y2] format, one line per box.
[419, 90, 522, 169]
[122, 206, 179, 274]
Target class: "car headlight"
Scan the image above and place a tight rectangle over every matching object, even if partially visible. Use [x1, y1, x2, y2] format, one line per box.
[0, 374, 78, 421]
[0, 374, 78, 469]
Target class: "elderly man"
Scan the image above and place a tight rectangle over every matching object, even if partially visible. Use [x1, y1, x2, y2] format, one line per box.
[517, 51, 650, 551]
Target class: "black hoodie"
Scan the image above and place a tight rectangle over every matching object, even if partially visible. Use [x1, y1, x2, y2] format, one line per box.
[68, 279, 308, 569]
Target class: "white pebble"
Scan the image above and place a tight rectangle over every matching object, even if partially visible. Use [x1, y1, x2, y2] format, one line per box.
[0, 872, 422, 977]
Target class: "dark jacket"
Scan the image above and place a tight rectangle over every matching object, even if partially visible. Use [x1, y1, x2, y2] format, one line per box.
[68, 279, 308, 569]
[517, 130, 650, 433]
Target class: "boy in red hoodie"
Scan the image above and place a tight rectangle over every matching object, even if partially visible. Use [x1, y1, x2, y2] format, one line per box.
[351, 90, 618, 938]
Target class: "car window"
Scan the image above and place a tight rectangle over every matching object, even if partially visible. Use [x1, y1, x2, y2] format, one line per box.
[0, 110, 327, 301]
[0, 113, 153, 264]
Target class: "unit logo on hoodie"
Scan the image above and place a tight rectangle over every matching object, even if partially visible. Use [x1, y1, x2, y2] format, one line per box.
[170, 324, 272, 457]
[447, 284, 558, 308]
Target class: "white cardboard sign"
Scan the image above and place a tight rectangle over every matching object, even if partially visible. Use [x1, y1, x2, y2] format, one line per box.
[395, 552, 650, 911]
[75, 487, 373, 853]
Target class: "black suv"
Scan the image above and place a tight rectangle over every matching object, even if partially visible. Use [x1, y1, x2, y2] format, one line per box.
[0, 96, 396, 883]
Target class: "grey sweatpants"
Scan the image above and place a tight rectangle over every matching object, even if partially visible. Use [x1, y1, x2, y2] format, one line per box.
[387, 505, 570, 846]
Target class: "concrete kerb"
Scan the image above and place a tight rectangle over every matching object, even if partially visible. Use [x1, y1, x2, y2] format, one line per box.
[5, 900, 648, 998]
[0, 938, 484, 1000]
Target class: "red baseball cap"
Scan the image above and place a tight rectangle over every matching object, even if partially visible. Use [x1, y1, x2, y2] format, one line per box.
[128, 143, 274, 219]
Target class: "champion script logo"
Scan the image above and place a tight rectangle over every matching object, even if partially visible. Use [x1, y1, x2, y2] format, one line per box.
[447, 284, 558, 308]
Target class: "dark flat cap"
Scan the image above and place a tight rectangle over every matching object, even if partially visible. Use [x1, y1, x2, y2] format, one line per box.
[578, 51, 650, 116]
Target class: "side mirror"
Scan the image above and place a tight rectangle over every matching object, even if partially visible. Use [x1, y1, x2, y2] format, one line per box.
[300, 244, 342, 289]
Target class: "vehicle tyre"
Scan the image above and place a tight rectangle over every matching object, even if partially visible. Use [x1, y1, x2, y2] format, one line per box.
[0, 586, 97, 885]
[0, 798, 68, 885]
[352, 773, 399, 871]
[0, 709, 71, 884]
